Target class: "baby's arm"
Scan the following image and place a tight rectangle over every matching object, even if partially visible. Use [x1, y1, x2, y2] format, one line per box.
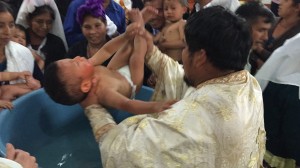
[0, 71, 31, 82]
[89, 23, 141, 66]
[100, 89, 176, 114]
[31, 50, 45, 70]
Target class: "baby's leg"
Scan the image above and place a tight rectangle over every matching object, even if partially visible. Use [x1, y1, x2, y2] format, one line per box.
[127, 9, 147, 92]
[129, 36, 146, 93]
[107, 40, 134, 71]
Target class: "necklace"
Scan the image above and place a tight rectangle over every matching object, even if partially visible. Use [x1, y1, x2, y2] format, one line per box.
[87, 44, 102, 58]
[279, 19, 299, 29]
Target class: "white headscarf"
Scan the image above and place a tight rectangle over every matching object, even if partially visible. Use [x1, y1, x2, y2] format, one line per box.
[255, 33, 300, 99]
[204, 0, 240, 12]
[15, 0, 68, 50]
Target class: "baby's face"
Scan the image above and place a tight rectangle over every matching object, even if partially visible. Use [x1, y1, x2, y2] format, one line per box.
[57, 56, 94, 81]
[11, 28, 26, 46]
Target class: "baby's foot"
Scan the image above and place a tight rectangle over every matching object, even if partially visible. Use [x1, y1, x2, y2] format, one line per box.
[128, 9, 144, 26]
[26, 76, 41, 90]
[141, 6, 158, 23]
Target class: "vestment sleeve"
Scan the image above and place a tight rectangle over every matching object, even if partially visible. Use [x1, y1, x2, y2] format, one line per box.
[145, 46, 189, 101]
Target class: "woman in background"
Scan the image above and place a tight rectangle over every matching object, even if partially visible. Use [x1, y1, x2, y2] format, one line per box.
[16, 0, 67, 70]
[0, 1, 41, 106]
[66, 0, 112, 66]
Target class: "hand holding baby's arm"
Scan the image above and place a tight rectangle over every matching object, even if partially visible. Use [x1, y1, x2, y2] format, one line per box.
[150, 100, 178, 113]
[80, 77, 100, 108]
[89, 23, 140, 66]
[124, 22, 142, 39]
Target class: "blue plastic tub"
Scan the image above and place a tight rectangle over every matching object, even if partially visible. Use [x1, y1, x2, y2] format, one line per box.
[0, 86, 153, 168]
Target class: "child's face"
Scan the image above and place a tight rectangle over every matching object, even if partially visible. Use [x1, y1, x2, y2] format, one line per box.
[57, 56, 94, 82]
[11, 28, 26, 46]
[163, 0, 186, 22]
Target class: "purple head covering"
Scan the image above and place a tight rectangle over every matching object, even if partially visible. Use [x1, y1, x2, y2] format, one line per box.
[76, 0, 106, 25]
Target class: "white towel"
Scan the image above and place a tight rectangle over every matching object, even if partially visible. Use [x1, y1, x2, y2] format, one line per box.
[5, 41, 35, 84]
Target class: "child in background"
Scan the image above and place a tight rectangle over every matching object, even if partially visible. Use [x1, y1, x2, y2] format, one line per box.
[11, 24, 45, 70]
[11, 24, 26, 46]
[0, 71, 41, 110]
[154, 0, 187, 62]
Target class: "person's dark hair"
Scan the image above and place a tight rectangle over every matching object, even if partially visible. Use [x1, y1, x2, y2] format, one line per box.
[76, 0, 106, 26]
[184, 6, 251, 71]
[293, 0, 300, 4]
[15, 24, 26, 33]
[27, 5, 55, 21]
[44, 62, 88, 105]
[0, 1, 15, 19]
[235, 1, 275, 26]
[292, 0, 300, 16]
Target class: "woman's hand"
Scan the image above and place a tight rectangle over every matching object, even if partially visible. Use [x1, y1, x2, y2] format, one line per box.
[6, 143, 38, 168]
[0, 100, 13, 110]
[17, 71, 31, 80]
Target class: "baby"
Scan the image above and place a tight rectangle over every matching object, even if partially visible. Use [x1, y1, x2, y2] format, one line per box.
[11, 24, 45, 70]
[44, 9, 175, 114]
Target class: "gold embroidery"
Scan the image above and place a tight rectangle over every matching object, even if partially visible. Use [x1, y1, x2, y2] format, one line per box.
[197, 70, 248, 89]
[123, 116, 141, 125]
[219, 104, 233, 121]
[138, 119, 148, 129]
[94, 123, 116, 140]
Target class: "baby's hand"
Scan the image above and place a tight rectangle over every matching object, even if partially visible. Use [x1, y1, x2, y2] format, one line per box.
[31, 50, 42, 61]
[141, 6, 158, 24]
[0, 100, 13, 110]
[153, 100, 177, 113]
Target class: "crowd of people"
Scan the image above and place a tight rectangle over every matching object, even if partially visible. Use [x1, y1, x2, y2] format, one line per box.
[1, 0, 300, 167]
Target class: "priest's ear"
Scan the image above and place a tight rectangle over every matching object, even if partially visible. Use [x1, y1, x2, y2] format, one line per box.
[80, 79, 92, 93]
[193, 49, 207, 67]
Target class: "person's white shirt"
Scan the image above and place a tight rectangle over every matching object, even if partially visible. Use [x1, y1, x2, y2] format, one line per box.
[204, 0, 240, 12]
[105, 15, 118, 37]
[255, 33, 300, 99]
